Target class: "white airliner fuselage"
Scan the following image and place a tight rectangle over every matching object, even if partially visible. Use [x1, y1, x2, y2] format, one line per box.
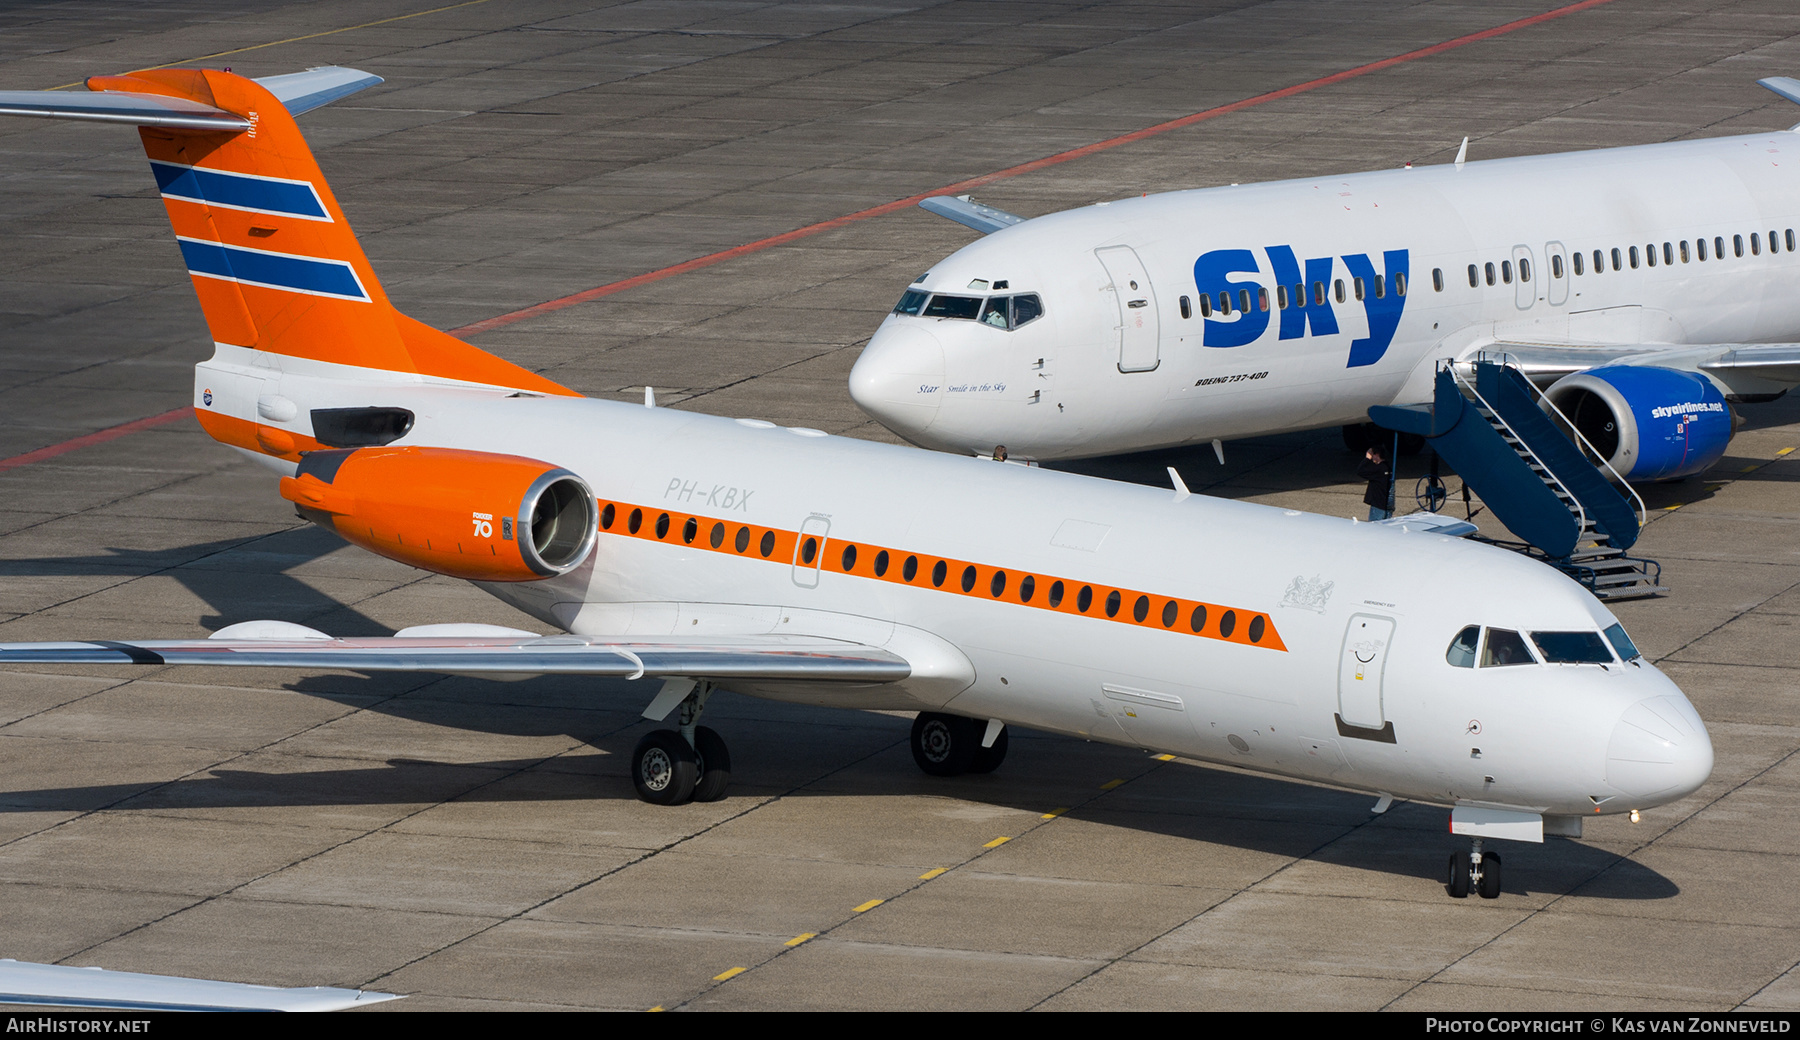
[850, 129, 1800, 462]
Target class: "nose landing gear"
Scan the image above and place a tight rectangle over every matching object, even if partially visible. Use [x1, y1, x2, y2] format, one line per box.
[1446, 839, 1503, 899]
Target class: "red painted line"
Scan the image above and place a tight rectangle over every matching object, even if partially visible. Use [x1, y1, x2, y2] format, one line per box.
[450, 0, 1619, 337]
[0, 406, 194, 473]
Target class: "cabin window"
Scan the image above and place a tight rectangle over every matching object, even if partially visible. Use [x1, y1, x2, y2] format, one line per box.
[1517, 259, 1529, 282]
[681, 517, 696, 543]
[1189, 604, 1208, 633]
[1358, 276, 1369, 299]
[1133, 595, 1149, 622]
[873, 549, 888, 576]
[1680, 240, 1690, 263]
[1715, 236, 1725, 258]
[1373, 274, 1386, 299]
[759, 530, 775, 557]
[1446, 625, 1480, 668]
[931, 560, 947, 587]
[1484, 262, 1496, 286]
[960, 565, 976, 592]
[989, 570, 1006, 597]
[1104, 590, 1121, 617]
[1603, 622, 1640, 662]
[1161, 600, 1177, 627]
[840, 544, 856, 570]
[1219, 610, 1237, 638]
[1501, 260, 1513, 284]
[1217, 291, 1231, 315]
[1467, 264, 1478, 288]
[1663, 242, 1674, 265]
[1276, 284, 1289, 310]
[1312, 281, 1326, 305]
[1594, 249, 1605, 272]
[1257, 288, 1269, 311]
[1481, 628, 1534, 667]
[1629, 246, 1639, 269]
[1550, 255, 1563, 279]
[1770, 231, 1781, 254]
[1019, 575, 1035, 602]
[1698, 238, 1709, 261]
[1734, 234, 1744, 258]
[1394, 272, 1407, 296]
[1337, 278, 1348, 302]
[1077, 585, 1093, 612]
[1198, 294, 1213, 317]
[1293, 283, 1305, 307]
[1573, 252, 1584, 275]
[1787, 229, 1796, 252]
[1611, 247, 1622, 271]
[902, 554, 918, 581]
[1750, 233, 1761, 256]
[1531, 630, 1614, 665]
[1432, 268, 1444, 292]
[735, 526, 750, 553]
[1048, 580, 1064, 607]
[1179, 295, 1192, 319]
[1645, 244, 1656, 268]
[893, 289, 929, 315]
[1238, 289, 1252, 313]
[710, 522, 725, 548]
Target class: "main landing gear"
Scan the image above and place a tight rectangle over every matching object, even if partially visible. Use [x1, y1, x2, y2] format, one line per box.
[1446, 838, 1502, 899]
[631, 680, 731, 805]
[910, 712, 1007, 777]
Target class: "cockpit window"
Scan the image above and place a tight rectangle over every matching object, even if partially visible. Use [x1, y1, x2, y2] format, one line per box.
[922, 294, 983, 320]
[1481, 628, 1534, 667]
[1531, 631, 1614, 664]
[1603, 623, 1641, 662]
[1446, 625, 1479, 668]
[897, 290, 1045, 330]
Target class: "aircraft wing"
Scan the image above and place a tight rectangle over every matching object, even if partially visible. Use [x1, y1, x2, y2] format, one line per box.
[918, 195, 1026, 234]
[0, 66, 380, 130]
[1489, 340, 1800, 396]
[0, 959, 400, 1012]
[0, 628, 912, 683]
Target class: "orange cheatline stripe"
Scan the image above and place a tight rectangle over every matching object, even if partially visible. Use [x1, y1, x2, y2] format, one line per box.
[0, 407, 194, 473]
[449, 0, 1620, 337]
[596, 499, 1286, 652]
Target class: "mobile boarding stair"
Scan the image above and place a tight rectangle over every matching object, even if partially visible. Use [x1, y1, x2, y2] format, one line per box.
[1371, 359, 1665, 601]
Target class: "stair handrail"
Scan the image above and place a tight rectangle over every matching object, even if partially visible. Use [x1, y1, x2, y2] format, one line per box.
[1440, 356, 1589, 539]
[1468, 350, 1648, 527]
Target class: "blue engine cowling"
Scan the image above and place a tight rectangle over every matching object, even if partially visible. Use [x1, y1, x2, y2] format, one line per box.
[1542, 366, 1733, 481]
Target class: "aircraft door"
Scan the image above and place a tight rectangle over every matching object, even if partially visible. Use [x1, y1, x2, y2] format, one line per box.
[1544, 241, 1569, 306]
[1095, 246, 1160, 373]
[792, 514, 830, 588]
[1512, 245, 1536, 310]
[1337, 613, 1394, 732]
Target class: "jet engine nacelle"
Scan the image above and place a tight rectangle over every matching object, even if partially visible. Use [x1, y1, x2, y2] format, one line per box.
[1542, 365, 1732, 481]
[279, 446, 596, 581]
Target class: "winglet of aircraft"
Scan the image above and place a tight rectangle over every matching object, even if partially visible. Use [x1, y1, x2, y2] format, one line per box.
[0, 959, 401, 1012]
[918, 194, 1026, 234]
[1758, 76, 1800, 107]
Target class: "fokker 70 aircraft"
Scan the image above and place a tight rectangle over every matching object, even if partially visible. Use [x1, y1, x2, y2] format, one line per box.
[850, 81, 1800, 477]
[0, 68, 1710, 906]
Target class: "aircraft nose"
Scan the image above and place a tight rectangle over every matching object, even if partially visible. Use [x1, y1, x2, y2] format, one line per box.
[1605, 694, 1714, 804]
[850, 323, 944, 437]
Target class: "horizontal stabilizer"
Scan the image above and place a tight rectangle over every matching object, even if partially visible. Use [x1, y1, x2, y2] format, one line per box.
[0, 88, 250, 130]
[0, 631, 912, 682]
[1758, 76, 1800, 107]
[919, 194, 1026, 235]
[1372, 512, 1479, 538]
[0, 959, 400, 1012]
[253, 66, 384, 115]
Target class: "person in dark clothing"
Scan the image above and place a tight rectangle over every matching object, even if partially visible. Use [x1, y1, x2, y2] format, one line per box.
[1358, 446, 1393, 520]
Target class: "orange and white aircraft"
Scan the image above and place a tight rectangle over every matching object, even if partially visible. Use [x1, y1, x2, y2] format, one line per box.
[0, 67, 1713, 901]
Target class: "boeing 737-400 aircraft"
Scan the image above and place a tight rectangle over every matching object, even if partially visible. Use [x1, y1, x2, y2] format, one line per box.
[849, 80, 1800, 478]
[0, 68, 1712, 909]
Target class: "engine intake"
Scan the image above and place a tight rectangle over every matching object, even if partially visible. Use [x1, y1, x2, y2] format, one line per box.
[1543, 365, 1733, 482]
[280, 446, 596, 581]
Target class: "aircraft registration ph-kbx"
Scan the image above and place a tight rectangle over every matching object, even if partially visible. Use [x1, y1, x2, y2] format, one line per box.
[0, 68, 1711, 914]
[851, 80, 1800, 475]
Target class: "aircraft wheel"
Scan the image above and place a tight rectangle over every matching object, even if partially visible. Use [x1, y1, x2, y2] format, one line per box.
[1445, 851, 1472, 898]
[691, 725, 732, 803]
[966, 724, 1009, 774]
[911, 712, 975, 777]
[633, 729, 698, 805]
[1477, 852, 1503, 899]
